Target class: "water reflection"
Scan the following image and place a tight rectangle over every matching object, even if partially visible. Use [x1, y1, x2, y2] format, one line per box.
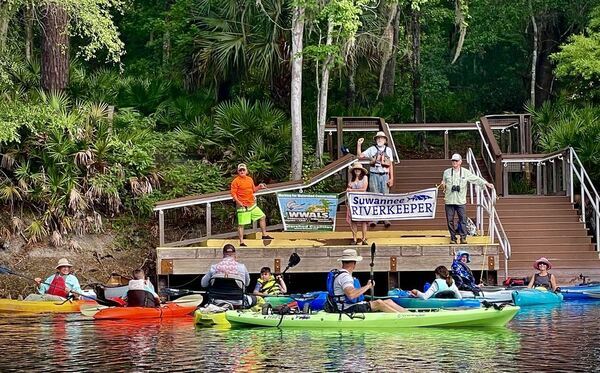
[0, 302, 599, 372]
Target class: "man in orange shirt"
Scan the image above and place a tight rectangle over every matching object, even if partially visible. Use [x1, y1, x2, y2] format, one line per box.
[231, 163, 274, 246]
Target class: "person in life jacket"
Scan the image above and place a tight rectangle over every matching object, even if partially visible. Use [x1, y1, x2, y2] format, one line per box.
[451, 250, 482, 293]
[24, 258, 82, 301]
[411, 266, 462, 299]
[253, 266, 287, 297]
[126, 269, 160, 307]
[527, 257, 558, 291]
[326, 249, 406, 313]
[200, 244, 257, 308]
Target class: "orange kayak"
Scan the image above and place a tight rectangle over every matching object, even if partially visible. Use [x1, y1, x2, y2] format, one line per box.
[93, 303, 196, 320]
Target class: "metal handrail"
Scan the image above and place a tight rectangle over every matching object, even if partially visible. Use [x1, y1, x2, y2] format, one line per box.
[154, 155, 358, 245]
[570, 148, 600, 251]
[467, 148, 511, 277]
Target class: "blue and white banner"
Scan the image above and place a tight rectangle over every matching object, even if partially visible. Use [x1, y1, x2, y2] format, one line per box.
[347, 188, 438, 221]
[277, 193, 339, 231]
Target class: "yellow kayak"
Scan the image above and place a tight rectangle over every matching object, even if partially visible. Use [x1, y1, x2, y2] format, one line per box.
[194, 309, 230, 328]
[0, 299, 93, 314]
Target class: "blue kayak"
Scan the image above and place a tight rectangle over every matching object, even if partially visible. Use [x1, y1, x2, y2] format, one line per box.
[387, 289, 481, 309]
[511, 289, 563, 306]
[560, 283, 600, 300]
[266, 291, 328, 311]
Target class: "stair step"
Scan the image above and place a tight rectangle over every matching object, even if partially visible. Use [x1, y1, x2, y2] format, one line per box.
[496, 216, 580, 223]
[502, 222, 584, 229]
[505, 229, 589, 238]
[509, 243, 597, 252]
[509, 236, 592, 245]
[496, 209, 578, 217]
[509, 252, 600, 260]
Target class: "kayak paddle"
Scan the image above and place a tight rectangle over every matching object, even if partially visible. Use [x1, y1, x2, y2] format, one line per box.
[280, 253, 301, 275]
[370, 242, 376, 298]
[0, 265, 114, 306]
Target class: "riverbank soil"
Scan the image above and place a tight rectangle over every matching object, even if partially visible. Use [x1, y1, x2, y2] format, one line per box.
[0, 217, 157, 298]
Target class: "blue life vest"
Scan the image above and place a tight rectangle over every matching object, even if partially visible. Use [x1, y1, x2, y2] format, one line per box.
[326, 269, 364, 304]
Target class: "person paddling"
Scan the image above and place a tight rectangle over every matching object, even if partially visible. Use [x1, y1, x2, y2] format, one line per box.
[126, 269, 160, 307]
[24, 258, 82, 301]
[528, 257, 558, 291]
[327, 249, 406, 313]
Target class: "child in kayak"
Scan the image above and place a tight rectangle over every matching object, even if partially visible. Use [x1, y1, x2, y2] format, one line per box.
[411, 266, 462, 300]
[253, 267, 287, 296]
[126, 269, 160, 307]
[24, 258, 82, 301]
[528, 257, 558, 291]
[327, 249, 406, 313]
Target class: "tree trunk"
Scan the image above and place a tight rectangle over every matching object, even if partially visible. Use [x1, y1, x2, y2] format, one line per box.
[316, 19, 334, 164]
[411, 8, 422, 123]
[345, 53, 356, 108]
[380, 4, 400, 98]
[0, 4, 10, 51]
[41, 3, 70, 92]
[162, 30, 171, 68]
[536, 21, 559, 106]
[290, 6, 304, 180]
[25, 1, 34, 62]
[529, 0, 538, 108]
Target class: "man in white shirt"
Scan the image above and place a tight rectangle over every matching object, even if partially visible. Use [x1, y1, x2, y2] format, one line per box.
[357, 131, 395, 228]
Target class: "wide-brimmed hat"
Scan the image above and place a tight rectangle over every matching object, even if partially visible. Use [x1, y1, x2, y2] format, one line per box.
[534, 257, 552, 270]
[349, 162, 368, 175]
[56, 258, 73, 269]
[373, 131, 388, 141]
[338, 249, 363, 262]
[456, 250, 471, 263]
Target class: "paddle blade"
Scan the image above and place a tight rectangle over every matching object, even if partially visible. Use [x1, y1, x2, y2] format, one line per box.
[288, 253, 301, 268]
[0, 266, 15, 275]
[370, 242, 376, 259]
[80, 304, 109, 317]
[170, 294, 203, 307]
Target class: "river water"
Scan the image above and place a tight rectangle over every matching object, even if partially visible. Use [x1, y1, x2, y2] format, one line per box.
[0, 300, 599, 372]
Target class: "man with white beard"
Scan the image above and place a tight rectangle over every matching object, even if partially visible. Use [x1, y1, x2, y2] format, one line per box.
[357, 131, 394, 228]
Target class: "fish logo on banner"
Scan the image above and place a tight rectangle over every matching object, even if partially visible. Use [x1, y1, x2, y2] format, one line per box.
[347, 188, 438, 221]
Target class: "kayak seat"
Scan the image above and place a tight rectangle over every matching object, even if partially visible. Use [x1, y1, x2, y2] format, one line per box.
[207, 278, 248, 309]
[433, 290, 459, 299]
[126, 290, 159, 308]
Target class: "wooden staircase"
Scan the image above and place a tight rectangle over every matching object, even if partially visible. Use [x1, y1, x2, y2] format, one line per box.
[496, 196, 600, 283]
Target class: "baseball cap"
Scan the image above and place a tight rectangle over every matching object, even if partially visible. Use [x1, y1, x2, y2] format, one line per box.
[237, 163, 247, 171]
[222, 244, 236, 255]
[451, 153, 462, 161]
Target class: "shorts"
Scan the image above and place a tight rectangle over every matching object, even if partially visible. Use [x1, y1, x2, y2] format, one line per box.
[344, 302, 371, 313]
[237, 204, 265, 226]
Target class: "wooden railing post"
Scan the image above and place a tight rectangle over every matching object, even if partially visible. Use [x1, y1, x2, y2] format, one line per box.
[159, 210, 165, 246]
[206, 202, 212, 238]
[336, 117, 344, 159]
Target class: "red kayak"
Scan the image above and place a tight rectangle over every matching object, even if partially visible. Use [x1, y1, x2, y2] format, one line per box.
[93, 303, 196, 320]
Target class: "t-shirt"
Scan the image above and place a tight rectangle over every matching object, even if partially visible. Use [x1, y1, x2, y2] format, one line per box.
[362, 145, 393, 174]
[333, 270, 358, 310]
[231, 175, 256, 207]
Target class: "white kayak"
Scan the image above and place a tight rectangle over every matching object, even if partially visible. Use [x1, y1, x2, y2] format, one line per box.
[460, 287, 517, 303]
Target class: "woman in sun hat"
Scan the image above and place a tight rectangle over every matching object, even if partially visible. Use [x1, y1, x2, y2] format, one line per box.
[24, 258, 82, 301]
[346, 162, 369, 245]
[527, 257, 558, 291]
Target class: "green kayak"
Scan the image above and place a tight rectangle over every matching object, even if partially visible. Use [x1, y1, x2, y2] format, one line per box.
[225, 306, 520, 328]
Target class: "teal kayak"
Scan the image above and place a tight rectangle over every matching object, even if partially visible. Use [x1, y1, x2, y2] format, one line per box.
[265, 291, 328, 311]
[225, 306, 520, 328]
[511, 289, 563, 306]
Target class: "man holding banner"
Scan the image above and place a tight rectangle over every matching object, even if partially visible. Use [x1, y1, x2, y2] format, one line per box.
[441, 153, 494, 244]
[357, 131, 394, 228]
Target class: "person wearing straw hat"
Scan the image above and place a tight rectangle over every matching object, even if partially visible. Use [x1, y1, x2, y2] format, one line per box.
[24, 258, 82, 301]
[231, 163, 274, 247]
[441, 153, 494, 244]
[357, 131, 394, 228]
[346, 162, 369, 245]
[326, 249, 406, 313]
[527, 257, 558, 291]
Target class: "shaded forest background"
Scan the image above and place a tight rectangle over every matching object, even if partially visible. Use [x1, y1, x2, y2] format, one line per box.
[1, 0, 600, 248]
